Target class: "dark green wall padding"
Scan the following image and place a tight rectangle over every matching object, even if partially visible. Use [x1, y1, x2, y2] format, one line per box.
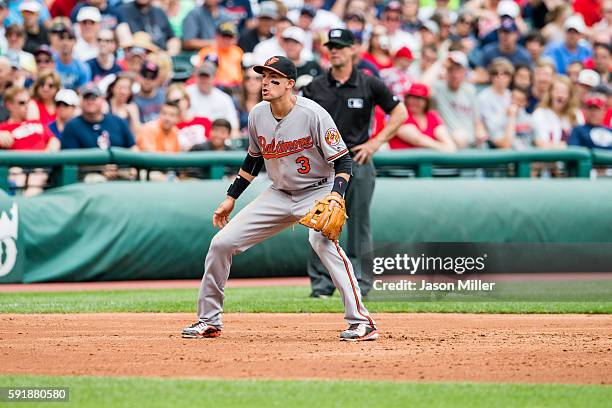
[2, 179, 612, 282]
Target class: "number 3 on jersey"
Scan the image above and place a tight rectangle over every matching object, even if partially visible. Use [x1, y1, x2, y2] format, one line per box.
[296, 156, 311, 174]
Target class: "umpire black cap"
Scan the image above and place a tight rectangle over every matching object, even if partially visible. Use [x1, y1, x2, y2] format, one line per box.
[253, 56, 297, 81]
[325, 28, 354, 48]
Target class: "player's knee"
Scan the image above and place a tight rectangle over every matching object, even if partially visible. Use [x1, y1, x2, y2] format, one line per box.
[308, 232, 326, 254]
[209, 234, 236, 255]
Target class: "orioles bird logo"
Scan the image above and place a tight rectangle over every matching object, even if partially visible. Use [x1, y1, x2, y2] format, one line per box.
[265, 56, 280, 66]
[325, 128, 341, 147]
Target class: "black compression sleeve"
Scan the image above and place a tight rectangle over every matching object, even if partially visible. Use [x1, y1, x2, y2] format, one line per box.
[242, 153, 264, 176]
[333, 153, 352, 176]
[331, 176, 349, 196]
[227, 175, 250, 199]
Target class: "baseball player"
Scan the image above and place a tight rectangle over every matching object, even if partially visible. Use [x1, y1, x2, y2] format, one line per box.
[182, 56, 378, 341]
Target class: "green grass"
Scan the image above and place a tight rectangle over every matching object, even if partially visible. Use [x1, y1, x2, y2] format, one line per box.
[0, 375, 610, 408]
[0, 286, 610, 314]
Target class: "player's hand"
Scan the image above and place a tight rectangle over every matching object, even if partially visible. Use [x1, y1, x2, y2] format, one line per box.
[0, 131, 14, 149]
[328, 192, 343, 209]
[213, 197, 235, 229]
[351, 138, 382, 164]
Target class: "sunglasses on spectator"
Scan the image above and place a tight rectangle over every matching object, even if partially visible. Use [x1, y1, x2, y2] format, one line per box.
[167, 98, 182, 105]
[491, 71, 511, 77]
[326, 43, 348, 50]
[15, 99, 29, 106]
[36, 57, 51, 64]
[59, 34, 75, 40]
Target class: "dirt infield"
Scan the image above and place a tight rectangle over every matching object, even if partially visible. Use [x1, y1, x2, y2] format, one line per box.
[1, 313, 610, 384]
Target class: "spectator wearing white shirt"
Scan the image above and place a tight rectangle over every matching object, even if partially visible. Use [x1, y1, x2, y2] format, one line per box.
[73, 6, 101, 62]
[533, 75, 583, 149]
[186, 61, 239, 138]
[478, 58, 513, 141]
[380, 0, 419, 55]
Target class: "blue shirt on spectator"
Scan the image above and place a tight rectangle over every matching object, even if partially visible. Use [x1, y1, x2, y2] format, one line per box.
[182, 4, 233, 42]
[544, 41, 592, 74]
[87, 58, 123, 83]
[568, 124, 612, 150]
[48, 121, 62, 140]
[54, 56, 92, 90]
[133, 89, 165, 123]
[61, 114, 135, 149]
[480, 43, 532, 68]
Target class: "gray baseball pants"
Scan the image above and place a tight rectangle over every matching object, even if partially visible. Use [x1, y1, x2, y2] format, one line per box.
[197, 184, 375, 328]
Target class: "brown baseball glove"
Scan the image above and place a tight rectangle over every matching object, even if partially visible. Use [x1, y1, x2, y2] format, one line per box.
[298, 194, 347, 241]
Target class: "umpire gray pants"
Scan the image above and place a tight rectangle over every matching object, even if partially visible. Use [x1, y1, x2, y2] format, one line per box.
[307, 160, 375, 296]
[197, 184, 375, 329]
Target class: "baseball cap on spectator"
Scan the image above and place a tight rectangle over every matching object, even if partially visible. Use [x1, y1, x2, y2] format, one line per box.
[140, 61, 160, 79]
[420, 20, 439, 35]
[325, 28, 354, 48]
[499, 17, 518, 33]
[257, 1, 278, 19]
[217, 22, 237, 37]
[33, 45, 53, 57]
[564, 15, 586, 33]
[384, 1, 402, 13]
[497, 0, 520, 18]
[55, 89, 80, 106]
[584, 95, 606, 109]
[404, 83, 430, 99]
[282, 26, 306, 44]
[51, 21, 69, 33]
[77, 6, 102, 23]
[81, 82, 102, 98]
[395, 47, 413, 61]
[19, 1, 41, 13]
[578, 69, 601, 88]
[128, 47, 146, 58]
[345, 11, 366, 23]
[196, 61, 217, 77]
[300, 5, 316, 18]
[253, 56, 297, 81]
[51, 23, 75, 38]
[448, 50, 469, 69]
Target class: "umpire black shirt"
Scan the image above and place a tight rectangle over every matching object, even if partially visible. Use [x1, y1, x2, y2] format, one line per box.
[302, 67, 399, 149]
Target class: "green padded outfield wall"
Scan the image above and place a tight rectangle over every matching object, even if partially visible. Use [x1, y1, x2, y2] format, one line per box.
[1, 179, 612, 283]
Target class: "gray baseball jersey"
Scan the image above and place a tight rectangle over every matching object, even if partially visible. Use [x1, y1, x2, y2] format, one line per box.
[192, 94, 376, 338]
[247, 96, 349, 191]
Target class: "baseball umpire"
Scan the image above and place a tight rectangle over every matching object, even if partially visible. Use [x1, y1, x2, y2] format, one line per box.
[302, 29, 407, 298]
[182, 56, 379, 342]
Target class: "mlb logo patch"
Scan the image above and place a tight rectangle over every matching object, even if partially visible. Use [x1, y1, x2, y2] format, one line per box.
[347, 98, 364, 108]
[330, 29, 342, 38]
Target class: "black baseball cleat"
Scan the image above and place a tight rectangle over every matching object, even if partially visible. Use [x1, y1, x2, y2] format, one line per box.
[181, 321, 222, 338]
[340, 323, 379, 341]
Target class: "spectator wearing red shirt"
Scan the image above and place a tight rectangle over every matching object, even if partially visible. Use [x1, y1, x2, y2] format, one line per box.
[0, 85, 59, 151]
[165, 83, 211, 152]
[573, 0, 603, 27]
[389, 83, 456, 152]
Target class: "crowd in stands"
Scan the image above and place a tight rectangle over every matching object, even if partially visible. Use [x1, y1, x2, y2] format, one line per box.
[0, 0, 609, 157]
